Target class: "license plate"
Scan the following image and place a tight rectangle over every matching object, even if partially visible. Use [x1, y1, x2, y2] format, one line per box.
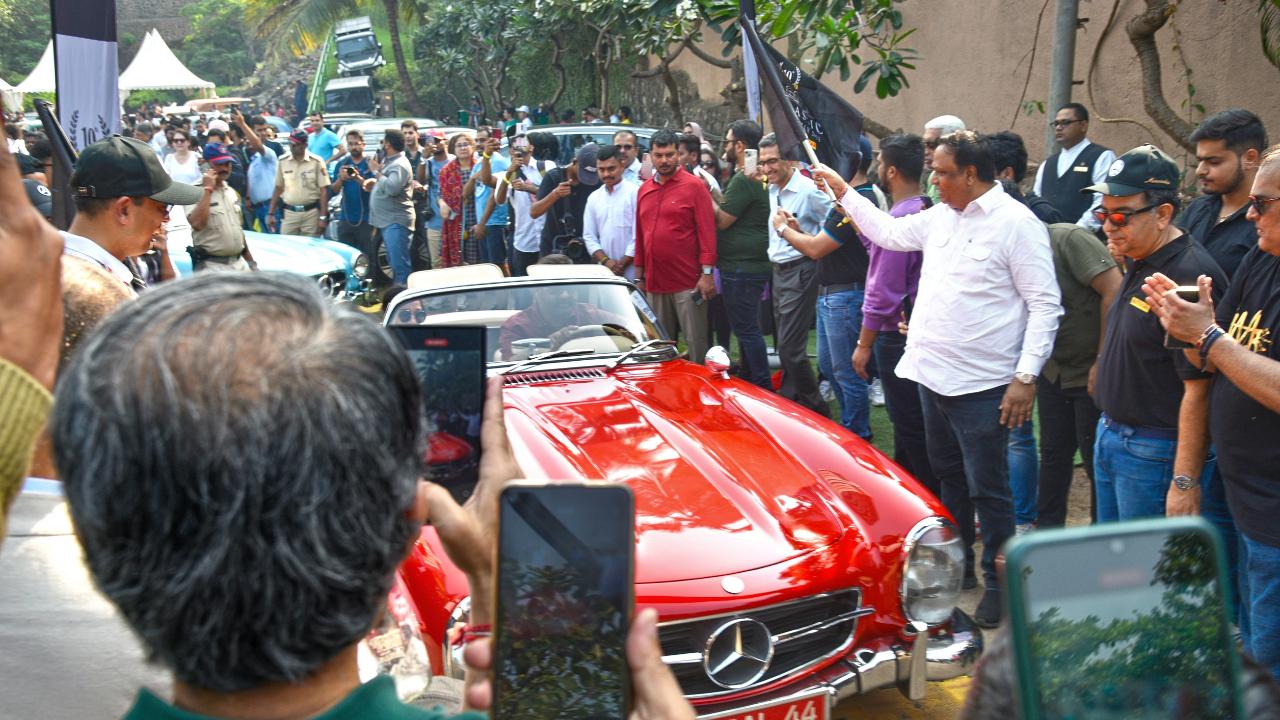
[701, 689, 830, 720]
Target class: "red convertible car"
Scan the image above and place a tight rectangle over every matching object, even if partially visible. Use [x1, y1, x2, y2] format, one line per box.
[385, 265, 981, 717]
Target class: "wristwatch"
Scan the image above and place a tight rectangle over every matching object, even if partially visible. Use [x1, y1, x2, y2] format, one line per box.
[701, 265, 714, 275]
[1173, 474, 1199, 491]
[1014, 372, 1037, 386]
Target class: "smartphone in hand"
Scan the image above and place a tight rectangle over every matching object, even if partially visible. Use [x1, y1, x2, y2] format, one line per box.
[744, 148, 758, 177]
[493, 483, 635, 719]
[1163, 285, 1202, 350]
[388, 325, 486, 505]
[1005, 517, 1242, 720]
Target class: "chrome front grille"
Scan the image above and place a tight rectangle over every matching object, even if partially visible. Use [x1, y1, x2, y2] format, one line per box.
[658, 590, 870, 699]
[316, 270, 347, 298]
[502, 368, 608, 385]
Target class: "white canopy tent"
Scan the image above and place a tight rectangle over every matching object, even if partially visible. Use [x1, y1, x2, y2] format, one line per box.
[0, 77, 21, 112]
[118, 29, 215, 94]
[15, 41, 55, 93]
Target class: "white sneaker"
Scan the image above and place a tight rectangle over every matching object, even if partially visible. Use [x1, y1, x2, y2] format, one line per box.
[869, 378, 885, 406]
[819, 380, 836, 403]
[1016, 523, 1035, 536]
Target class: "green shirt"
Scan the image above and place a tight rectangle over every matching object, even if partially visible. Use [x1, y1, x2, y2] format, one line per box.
[122, 676, 485, 720]
[716, 171, 772, 274]
[1042, 222, 1118, 388]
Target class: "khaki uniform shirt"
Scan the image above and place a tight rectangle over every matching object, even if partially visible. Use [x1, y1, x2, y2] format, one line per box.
[276, 152, 327, 207]
[184, 185, 245, 257]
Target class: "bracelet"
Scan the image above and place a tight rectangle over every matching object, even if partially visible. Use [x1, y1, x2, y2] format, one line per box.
[855, 341, 870, 349]
[450, 623, 493, 647]
[1194, 323, 1221, 348]
[1198, 325, 1226, 363]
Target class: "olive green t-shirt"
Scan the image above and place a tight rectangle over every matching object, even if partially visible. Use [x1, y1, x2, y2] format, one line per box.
[716, 171, 772, 275]
[1042, 222, 1119, 388]
[122, 676, 486, 720]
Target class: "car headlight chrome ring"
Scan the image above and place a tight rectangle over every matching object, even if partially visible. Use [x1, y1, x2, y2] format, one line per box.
[353, 253, 371, 279]
[900, 516, 964, 627]
[441, 596, 471, 680]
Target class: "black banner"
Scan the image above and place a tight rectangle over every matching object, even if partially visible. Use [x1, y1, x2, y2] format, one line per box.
[738, 14, 865, 179]
[51, 0, 120, 151]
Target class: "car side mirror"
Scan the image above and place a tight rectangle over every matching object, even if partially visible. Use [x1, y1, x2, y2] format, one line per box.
[705, 346, 730, 378]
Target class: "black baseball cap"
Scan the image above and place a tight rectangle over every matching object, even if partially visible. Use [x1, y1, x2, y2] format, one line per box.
[23, 179, 52, 219]
[1083, 144, 1180, 197]
[71, 136, 205, 205]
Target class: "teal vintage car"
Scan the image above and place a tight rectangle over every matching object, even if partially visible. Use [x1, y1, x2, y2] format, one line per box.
[170, 229, 374, 302]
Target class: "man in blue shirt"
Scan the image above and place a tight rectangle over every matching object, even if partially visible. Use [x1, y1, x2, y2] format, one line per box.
[476, 128, 512, 268]
[306, 112, 342, 163]
[330, 129, 373, 255]
[232, 110, 281, 233]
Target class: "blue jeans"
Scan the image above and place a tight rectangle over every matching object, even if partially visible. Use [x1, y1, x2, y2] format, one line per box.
[1240, 531, 1280, 680]
[919, 384, 1013, 587]
[482, 224, 508, 267]
[1008, 419, 1038, 525]
[720, 270, 771, 390]
[252, 202, 283, 233]
[1203, 465, 1241, 621]
[1093, 417, 1216, 522]
[874, 332, 937, 497]
[381, 223, 412, 285]
[816, 289, 871, 439]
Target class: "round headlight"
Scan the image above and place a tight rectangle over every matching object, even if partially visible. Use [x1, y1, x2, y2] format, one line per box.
[353, 253, 371, 279]
[901, 518, 964, 626]
[441, 596, 471, 680]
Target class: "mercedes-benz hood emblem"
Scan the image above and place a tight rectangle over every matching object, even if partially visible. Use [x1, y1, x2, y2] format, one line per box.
[703, 617, 774, 689]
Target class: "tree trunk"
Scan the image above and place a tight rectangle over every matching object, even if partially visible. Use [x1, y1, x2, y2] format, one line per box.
[383, 0, 424, 115]
[549, 37, 568, 108]
[1125, 0, 1195, 152]
[660, 65, 683, 122]
[862, 116, 899, 139]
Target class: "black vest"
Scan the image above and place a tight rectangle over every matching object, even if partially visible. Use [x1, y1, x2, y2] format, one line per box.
[1040, 142, 1110, 223]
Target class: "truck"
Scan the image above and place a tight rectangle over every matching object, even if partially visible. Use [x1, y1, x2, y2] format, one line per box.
[333, 16, 385, 77]
[323, 75, 379, 118]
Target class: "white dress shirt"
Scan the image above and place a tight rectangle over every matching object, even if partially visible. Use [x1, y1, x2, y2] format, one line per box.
[835, 183, 1061, 396]
[61, 231, 137, 291]
[623, 158, 643, 185]
[768, 169, 832, 263]
[511, 160, 552, 253]
[583, 179, 639, 280]
[1033, 138, 1116, 230]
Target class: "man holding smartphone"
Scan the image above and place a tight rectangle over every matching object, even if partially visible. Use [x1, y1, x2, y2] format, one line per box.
[1085, 145, 1226, 523]
[330, 130, 373, 257]
[1145, 144, 1280, 679]
[811, 131, 1060, 628]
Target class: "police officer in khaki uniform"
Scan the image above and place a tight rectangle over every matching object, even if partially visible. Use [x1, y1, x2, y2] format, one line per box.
[268, 129, 329, 236]
[184, 143, 257, 272]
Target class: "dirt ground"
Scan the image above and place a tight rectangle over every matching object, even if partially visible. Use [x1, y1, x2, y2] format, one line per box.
[831, 468, 1095, 720]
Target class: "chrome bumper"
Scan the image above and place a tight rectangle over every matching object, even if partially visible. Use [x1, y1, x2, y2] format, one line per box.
[696, 609, 982, 717]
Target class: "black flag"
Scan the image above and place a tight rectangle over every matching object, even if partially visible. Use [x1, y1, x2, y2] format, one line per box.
[738, 14, 865, 179]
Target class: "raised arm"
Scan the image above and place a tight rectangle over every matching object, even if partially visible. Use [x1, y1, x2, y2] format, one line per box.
[809, 164, 933, 252]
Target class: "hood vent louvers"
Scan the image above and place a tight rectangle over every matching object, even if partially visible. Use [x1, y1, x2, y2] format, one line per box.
[502, 368, 608, 385]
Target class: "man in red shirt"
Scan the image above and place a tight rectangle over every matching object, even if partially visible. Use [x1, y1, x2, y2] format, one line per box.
[634, 129, 718, 363]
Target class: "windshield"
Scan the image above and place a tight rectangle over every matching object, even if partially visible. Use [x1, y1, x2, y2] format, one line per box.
[337, 35, 378, 57]
[389, 281, 667, 365]
[326, 89, 373, 114]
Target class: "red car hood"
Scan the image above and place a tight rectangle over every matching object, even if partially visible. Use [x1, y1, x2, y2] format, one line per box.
[501, 363, 889, 584]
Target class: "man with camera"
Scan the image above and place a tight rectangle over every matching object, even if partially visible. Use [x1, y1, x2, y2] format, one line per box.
[330, 129, 373, 257]
[530, 143, 600, 261]
[44, 271, 695, 720]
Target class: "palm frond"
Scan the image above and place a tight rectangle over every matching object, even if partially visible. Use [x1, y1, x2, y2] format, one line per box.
[1262, 0, 1280, 69]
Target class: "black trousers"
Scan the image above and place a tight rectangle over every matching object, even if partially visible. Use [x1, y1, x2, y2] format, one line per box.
[1035, 374, 1100, 527]
[873, 332, 939, 498]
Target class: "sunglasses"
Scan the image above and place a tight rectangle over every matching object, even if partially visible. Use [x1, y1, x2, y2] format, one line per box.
[1050, 119, 1084, 129]
[617, 144, 635, 150]
[1092, 202, 1162, 227]
[1249, 195, 1280, 216]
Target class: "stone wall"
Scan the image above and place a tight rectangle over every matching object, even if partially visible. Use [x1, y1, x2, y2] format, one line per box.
[670, 0, 1280, 177]
[118, 0, 196, 43]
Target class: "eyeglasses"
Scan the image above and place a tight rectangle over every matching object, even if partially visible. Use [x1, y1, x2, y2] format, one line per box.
[1050, 119, 1084, 129]
[617, 144, 635, 150]
[700, 161, 716, 168]
[1092, 202, 1161, 227]
[1249, 195, 1280, 216]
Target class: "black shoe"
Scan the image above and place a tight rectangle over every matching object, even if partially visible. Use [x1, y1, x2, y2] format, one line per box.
[962, 559, 978, 590]
[975, 588, 1003, 628]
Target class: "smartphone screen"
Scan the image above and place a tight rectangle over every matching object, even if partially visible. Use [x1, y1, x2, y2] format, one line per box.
[390, 326, 486, 505]
[494, 484, 634, 719]
[1008, 521, 1240, 719]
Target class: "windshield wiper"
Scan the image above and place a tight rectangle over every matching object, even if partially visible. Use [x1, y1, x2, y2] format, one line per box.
[606, 339, 679, 371]
[500, 348, 596, 375]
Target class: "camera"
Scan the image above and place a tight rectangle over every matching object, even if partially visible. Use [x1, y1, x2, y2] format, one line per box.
[552, 235, 589, 263]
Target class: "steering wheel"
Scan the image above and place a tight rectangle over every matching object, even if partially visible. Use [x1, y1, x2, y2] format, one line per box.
[551, 323, 639, 351]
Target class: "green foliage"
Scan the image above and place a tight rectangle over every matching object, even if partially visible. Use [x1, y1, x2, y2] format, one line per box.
[0, 0, 49, 83]
[1260, 0, 1280, 70]
[701, 0, 918, 97]
[174, 0, 259, 87]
